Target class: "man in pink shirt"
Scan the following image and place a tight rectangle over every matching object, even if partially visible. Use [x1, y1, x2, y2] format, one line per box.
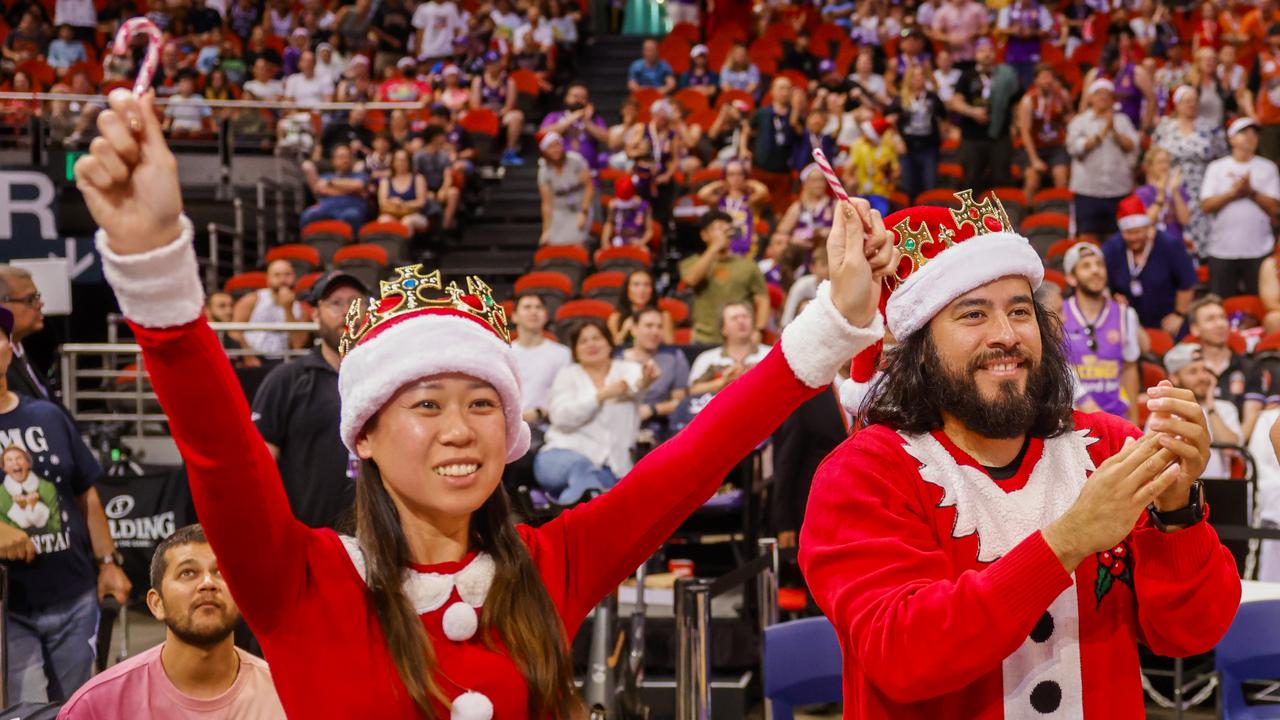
[58, 525, 285, 719]
[931, 0, 991, 65]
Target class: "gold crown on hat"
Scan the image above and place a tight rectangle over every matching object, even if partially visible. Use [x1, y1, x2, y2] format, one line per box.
[338, 265, 510, 356]
[889, 189, 1014, 282]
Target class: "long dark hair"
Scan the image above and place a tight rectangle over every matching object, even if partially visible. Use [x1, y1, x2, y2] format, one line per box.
[355, 459, 579, 717]
[613, 270, 659, 325]
[860, 298, 1075, 438]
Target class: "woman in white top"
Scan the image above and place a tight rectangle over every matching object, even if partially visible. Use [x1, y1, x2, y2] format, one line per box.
[535, 317, 658, 504]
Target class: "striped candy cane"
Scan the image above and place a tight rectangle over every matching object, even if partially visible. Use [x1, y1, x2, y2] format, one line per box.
[810, 148, 851, 203]
[111, 17, 163, 96]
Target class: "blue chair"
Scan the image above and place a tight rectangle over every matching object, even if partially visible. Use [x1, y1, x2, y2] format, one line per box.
[763, 616, 843, 720]
[1216, 599, 1280, 718]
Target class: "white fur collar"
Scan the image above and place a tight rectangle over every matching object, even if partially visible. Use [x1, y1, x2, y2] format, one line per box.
[900, 429, 1097, 563]
[339, 536, 496, 614]
[4, 474, 37, 496]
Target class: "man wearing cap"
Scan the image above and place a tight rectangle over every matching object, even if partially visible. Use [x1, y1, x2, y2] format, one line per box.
[1062, 241, 1143, 423]
[1103, 194, 1199, 336]
[0, 304, 132, 703]
[1247, 22, 1280, 161]
[1154, 344, 1241, 480]
[1067, 78, 1139, 240]
[539, 83, 610, 170]
[801, 189, 1240, 719]
[627, 39, 676, 95]
[251, 271, 368, 530]
[680, 44, 719, 96]
[1200, 116, 1280, 298]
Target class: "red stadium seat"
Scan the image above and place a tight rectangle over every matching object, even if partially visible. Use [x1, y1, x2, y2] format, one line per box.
[1223, 295, 1266, 324]
[659, 297, 690, 325]
[265, 244, 321, 276]
[674, 327, 693, 344]
[715, 89, 756, 112]
[1042, 268, 1066, 289]
[296, 272, 323, 294]
[555, 298, 616, 323]
[582, 271, 627, 300]
[595, 245, 652, 274]
[224, 271, 267, 298]
[358, 221, 412, 264]
[914, 189, 962, 209]
[1146, 328, 1175, 357]
[673, 87, 710, 114]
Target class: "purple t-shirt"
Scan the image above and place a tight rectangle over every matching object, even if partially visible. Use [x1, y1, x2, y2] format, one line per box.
[1134, 183, 1190, 246]
[539, 112, 608, 169]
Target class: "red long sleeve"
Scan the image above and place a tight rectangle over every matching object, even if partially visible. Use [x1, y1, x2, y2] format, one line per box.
[800, 426, 1073, 704]
[128, 318, 313, 636]
[528, 346, 822, 632]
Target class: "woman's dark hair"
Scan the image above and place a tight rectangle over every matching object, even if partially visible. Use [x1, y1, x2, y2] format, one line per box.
[613, 270, 659, 324]
[567, 316, 614, 362]
[860, 298, 1075, 438]
[356, 459, 580, 717]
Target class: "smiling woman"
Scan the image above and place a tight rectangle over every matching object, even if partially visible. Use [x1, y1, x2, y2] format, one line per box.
[75, 88, 899, 720]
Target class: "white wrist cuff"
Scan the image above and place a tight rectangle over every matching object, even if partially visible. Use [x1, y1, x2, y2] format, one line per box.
[96, 215, 205, 328]
[781, 280, 885, 389]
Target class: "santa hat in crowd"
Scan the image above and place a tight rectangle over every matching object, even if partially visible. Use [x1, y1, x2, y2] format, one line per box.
[860, 116, 892, 145]
[614, 174, 637, 201]
[879, 190, 1044, 340]
[336, 266, 530, 462]
[1115, 194, 1152, 231]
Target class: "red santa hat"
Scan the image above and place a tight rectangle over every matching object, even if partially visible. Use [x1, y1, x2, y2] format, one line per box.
[881, 190, 1044, 339]
[860, 116, 892, 145]
[1115, 194, 1152, 231]
[614, 174, 636, 200]
[336, 266, 530, 463]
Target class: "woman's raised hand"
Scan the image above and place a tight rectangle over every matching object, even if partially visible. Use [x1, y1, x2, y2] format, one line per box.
[826, 198, 898, 328]
[73, 89, 184, 255]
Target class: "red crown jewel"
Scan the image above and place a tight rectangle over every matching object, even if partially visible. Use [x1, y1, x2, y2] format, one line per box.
[881, 189, 1015, 294]
[338, 265, 510, 356]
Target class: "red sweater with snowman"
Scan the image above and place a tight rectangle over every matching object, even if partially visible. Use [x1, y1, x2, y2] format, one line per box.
[100, 225, 882, 719]
[799, 410, 1241, 719]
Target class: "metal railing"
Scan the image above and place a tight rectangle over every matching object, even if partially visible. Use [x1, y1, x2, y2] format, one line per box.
[674, 537, 780, 720]
[60, 321, 317, 436]
[257, 176, 305, 258]
[206, 197, 246, 286]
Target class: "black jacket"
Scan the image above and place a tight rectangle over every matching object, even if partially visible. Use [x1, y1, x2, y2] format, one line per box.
[770, 385, 848, 535]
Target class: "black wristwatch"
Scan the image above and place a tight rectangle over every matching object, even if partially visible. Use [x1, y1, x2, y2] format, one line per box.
[1147, 481, 1204, 532]
[98, 550, 125, 567]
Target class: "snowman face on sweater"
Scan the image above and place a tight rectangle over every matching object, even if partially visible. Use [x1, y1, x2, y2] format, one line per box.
[356, 373, 507, 521]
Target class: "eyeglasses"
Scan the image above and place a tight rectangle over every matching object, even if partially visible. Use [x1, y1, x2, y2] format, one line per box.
[1083, 324, 1098, 353]
[321, 296, 361, 311]
[2, 292, 41, 307]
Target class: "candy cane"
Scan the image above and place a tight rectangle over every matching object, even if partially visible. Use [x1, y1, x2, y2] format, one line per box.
[111, 17, 163, 97]
[810, 148, 851, 203]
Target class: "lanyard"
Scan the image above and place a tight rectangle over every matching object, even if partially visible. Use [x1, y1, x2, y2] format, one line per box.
[1126, 240, 1153, 280]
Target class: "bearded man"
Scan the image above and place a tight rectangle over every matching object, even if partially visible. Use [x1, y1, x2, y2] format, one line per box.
[59, 524, 286, 718]
[799, 191, 1241, 719]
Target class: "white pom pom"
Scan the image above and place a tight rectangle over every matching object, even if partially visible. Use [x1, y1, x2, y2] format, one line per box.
[442, 601, 478, 642]
[451, 691, 494, 720]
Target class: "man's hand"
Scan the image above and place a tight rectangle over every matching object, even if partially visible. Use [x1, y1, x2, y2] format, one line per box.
[639, 359, 661, 388]
[1145, 380, 1211, 511]
[1160, 312, 1183, 337]
[0, 524, 34, 563]
[1031, 156, 1048, 173]
[1042, 434, 1180, 571]
[777, 530, 797, 549]
[74, 89, 184, 254]
[599, 378, 631, 402]
[97, 562, 131, 605]
[826, 198, 899, 328]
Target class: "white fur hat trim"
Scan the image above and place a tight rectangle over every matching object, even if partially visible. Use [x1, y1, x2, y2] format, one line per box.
[451, 691, 494, 720]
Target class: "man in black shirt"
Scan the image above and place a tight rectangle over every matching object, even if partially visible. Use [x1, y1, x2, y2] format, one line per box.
[251, 271, 367, 530]
[943, 38, 1021, 193]
[1187, 295, 1266, 440]
[318, 104, 374, 158]
[0, 265, 53, 404]
[370, 0, 413, 75]
[186, 0, 222, 36]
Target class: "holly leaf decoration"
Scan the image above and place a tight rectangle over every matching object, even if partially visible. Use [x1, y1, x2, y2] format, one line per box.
[1095, 562, 1114, 608]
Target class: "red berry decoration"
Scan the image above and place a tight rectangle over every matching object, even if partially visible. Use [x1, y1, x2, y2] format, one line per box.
[1100, 551, 1113, 566]
[1112, 545, 1126, 558]
[1110, 560, 1126, 576]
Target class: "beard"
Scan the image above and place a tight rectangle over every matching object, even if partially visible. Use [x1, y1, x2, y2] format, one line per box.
[925, 339, 1051, 440]
[319, 321, 344, 353]
[164, 601, 240, 650]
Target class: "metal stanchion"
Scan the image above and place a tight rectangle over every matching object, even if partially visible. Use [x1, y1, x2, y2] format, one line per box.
[584, 593, 618, 714]
[756, 538, 779, 720]
[0, 564, 8, 708]
[674, 577, 712, 720]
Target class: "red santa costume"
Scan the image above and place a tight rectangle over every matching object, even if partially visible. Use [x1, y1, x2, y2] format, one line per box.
[798, 190, 1242, 719]
[94, 217, 884, 718]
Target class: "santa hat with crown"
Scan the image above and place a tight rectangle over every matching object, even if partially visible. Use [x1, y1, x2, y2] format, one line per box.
[878, 189, 1045, 342]
[335, 265, 530, 462]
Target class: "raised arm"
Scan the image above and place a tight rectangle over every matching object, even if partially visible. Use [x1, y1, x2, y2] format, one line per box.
[531, 200, 898, 625]
[74, 90, 311, 635]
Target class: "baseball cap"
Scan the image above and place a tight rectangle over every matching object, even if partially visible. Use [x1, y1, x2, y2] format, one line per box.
[690, 44, 708, 58]
[396, 56, 416, 70]
[307, 270, 369, 305]
[1163, 343, 1203, 376]
[1229, 116, 1260, 136]
[1062, 242, 1101, 276]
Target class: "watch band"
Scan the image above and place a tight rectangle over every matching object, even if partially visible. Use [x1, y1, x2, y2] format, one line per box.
[1147, 480, 1204, 532]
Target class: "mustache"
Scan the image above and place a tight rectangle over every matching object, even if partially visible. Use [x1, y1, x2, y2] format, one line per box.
[966, 346, 1033, 374]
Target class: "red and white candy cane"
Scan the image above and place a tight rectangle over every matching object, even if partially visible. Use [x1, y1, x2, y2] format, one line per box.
[810, 148, 851, 203]
[111, 17, 163, 97]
